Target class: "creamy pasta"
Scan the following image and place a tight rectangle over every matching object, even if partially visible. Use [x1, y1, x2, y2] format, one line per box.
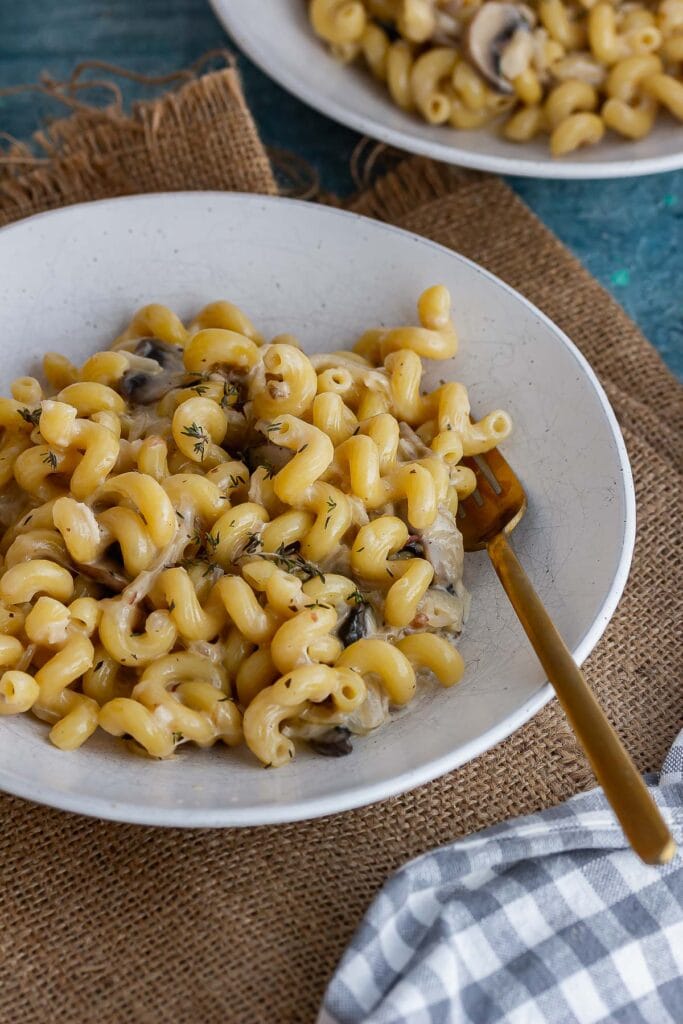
[0, 286, 511, 767]
[308, 0, 683, 155]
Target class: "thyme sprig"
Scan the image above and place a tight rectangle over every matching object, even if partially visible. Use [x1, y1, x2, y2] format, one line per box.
[324, 495, 337, 530]
[181, 421, 210, 460]
[257, 543, 325, 583]
[243, 531, 263, 555]
[18, 407, 41, 426]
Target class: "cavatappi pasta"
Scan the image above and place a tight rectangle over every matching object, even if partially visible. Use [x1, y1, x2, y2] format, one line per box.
[0, 287, 511, 767]
[308, 0, 683, 155]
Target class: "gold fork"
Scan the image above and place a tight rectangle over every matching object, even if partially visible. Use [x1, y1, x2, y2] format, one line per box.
[459, 449, 675, 865]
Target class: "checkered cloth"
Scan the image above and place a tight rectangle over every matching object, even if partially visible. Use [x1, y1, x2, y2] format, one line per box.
[319, 732, 683, 1024]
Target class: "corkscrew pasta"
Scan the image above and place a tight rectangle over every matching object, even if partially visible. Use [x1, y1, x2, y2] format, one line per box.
[0, 285, 511, 767]
[308, 0, 683, 155]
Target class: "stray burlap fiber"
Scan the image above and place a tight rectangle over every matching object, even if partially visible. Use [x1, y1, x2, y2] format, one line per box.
[0, 62, 680, 1024]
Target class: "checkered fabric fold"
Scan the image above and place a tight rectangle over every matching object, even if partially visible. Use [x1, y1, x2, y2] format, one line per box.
[319, 732, 683, 1024]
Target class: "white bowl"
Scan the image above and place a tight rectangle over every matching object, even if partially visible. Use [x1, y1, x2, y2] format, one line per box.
[0, 193, 634, 825]
[214, 0, 683, 179]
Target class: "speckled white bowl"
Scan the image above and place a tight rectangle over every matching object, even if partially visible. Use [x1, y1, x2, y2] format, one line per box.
[0, 193, 634, 825]
[216, 0, 683, 179]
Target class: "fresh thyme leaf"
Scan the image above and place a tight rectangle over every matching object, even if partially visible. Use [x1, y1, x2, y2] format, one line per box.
[18, 407, 41, 426]
[265, 421, 283, 434]
[42, 450, 58, 470]
[228, 474, 246, 489]
[304, 600, 331, 609]
[257, 544, 325, 583]
[191, 383, 209, 395]
[172, 732, 184, 744]
[168, 600, 176, 613]
[205, 532, 220, 550]
[348, 588, 367, 606]
[324, 495, 337, 530]
[386, 568, 394, 578]
[181, 421, 209, 460]
[298, 443, 308, 453]
[244, 531, 263, 555]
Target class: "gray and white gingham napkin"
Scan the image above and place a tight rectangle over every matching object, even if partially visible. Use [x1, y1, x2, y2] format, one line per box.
[319, 731, 683, 1024]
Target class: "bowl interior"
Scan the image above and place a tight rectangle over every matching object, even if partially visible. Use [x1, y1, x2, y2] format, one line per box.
[0, 193, 634, 824]
[215, 0, 683, 179]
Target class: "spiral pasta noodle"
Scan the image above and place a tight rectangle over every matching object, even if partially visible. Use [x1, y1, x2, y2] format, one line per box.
[0, 285, 510, 766]
[308, 0, 683, 156]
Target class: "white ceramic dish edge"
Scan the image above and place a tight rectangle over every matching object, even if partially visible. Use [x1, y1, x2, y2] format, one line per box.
[215, 0, 683, 180]
[0, 194, 636, 826]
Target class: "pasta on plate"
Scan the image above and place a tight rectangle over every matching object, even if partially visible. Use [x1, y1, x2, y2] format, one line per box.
[308, 0, 683, 156]
[0, 286, 511, 767]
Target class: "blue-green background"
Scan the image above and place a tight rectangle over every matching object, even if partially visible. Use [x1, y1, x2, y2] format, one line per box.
[1, 0, 681, 376]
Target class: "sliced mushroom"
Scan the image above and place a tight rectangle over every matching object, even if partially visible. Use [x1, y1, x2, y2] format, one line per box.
[309, 727, 353, 758]
[338, 603, 375, 648]
[116, 338, 188, 405]
[393, 537, 425, 559]
[419, 509, 464, 587]
[133, 337, 185, 372]
[118, 371, 167, 405]
[74, 559, 128, 593]
[418, 586, 468, 632]
[467, 3, 534, 93]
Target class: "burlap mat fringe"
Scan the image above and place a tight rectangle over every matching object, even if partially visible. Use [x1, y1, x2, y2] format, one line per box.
[0, 55, 276, 223]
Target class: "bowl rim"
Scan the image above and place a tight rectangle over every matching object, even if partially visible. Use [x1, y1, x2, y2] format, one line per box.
[0, 192, 636, 825]
[214, 0, 683, 180]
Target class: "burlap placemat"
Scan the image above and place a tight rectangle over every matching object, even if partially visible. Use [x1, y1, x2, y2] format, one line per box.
[0, 63, 680, 1024]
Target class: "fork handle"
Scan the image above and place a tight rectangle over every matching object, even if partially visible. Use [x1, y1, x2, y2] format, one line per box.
[487, 532, 675, 866]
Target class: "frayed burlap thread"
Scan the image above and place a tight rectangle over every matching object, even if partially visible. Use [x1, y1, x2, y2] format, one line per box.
[0, 60, 275, 222]
[0, 66, 680, 1024]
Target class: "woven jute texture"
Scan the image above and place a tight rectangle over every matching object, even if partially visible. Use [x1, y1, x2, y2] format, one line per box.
[0, 66, 681, 1024]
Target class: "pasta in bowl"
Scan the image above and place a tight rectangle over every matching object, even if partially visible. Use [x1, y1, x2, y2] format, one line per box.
[0, 285, 511, 769]
[0, 192, 635, 824]
[308, 0, 683, 156]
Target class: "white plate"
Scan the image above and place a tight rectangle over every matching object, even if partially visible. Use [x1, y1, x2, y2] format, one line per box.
[215, 0, 683, 179]
[0, 193, 634, 825]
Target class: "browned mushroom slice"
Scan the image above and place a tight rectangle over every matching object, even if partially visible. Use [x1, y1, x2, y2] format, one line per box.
[419, 510, 464, 587]
[74, 559, 128, 593]
[133, 338, 184, 372]
[467, 2, 534, 93]
[309, 727, 353, 757]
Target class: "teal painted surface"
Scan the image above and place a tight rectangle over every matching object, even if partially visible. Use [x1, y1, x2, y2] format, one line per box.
[1, 0, 681, 376]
